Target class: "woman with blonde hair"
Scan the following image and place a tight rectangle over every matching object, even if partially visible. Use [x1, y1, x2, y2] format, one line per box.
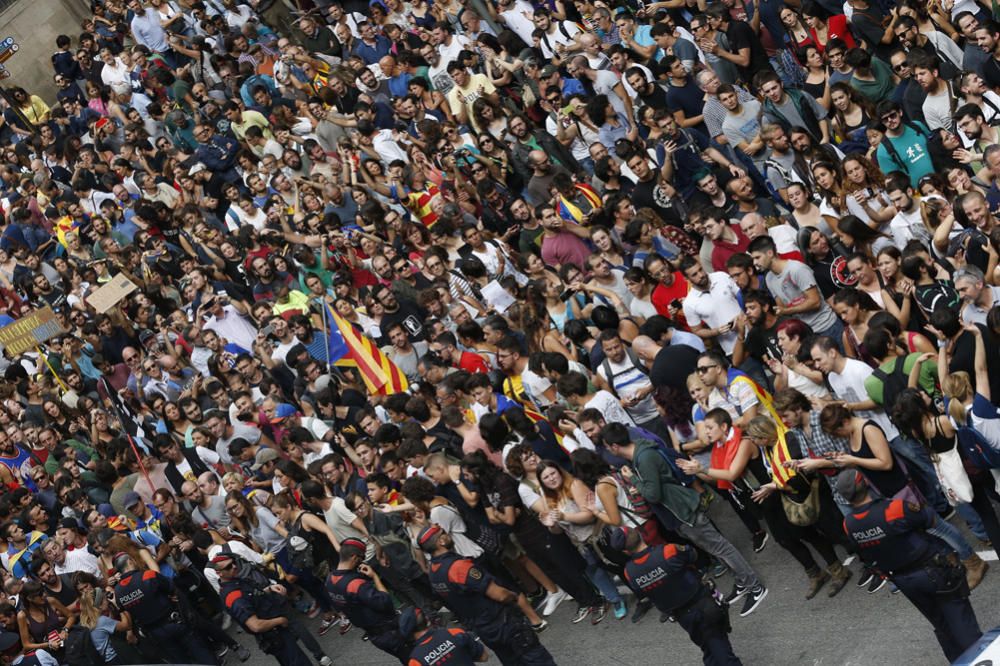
[78, 587, 136, 664]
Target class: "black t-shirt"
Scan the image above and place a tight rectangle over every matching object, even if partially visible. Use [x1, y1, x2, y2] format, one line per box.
[637, 84, 672, 112]
[984, 56, 1000, 91]
[726, 20, 771, 83]
[949, 325, 1000, 400]
[745, 316, 786, 362]
[650, 344, 700, 391]
[632, 176, 683, 227]
[378, 297, 428, 344]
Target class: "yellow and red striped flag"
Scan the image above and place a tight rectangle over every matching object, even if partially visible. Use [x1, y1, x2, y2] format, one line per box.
[328, 306, 408, 395]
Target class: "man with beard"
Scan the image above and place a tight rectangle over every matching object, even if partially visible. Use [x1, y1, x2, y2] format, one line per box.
[727, 176, 780, 219]
[0, 431, 28, 488]
[249, 256, 294, 302]
[954, 104, 999, 173]
[644, 114, 745, 203]
[909, 51, 954, 131]
[894, 16, 963, 77]
[374, 284, 427, 345]
[538, 204, 592, 270]
[885, 171, 933, 247]
[625, 67, 671, 111]
[508, 115, 578, 193]
[524, 150, 572, 208]
[874, 100, 934, 187]
[733, 290, 785, 371]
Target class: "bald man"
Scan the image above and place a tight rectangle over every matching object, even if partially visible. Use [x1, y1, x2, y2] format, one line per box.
[634, 334, 703, 392]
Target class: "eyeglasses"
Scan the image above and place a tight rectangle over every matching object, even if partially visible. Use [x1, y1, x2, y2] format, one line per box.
[880, 110, 901, 122]
[695, 364, 718, 374]
[892, 63, 908, 72]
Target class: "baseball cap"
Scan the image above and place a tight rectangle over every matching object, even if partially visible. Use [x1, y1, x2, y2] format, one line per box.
[417, 524, 444, 552]
[209, 554, 235, 570]
[122, 491, 142, 510]
[539, 64, 560, 78]
[834, 470, 865, 503]
[188, 162, 207, 176]
[251, 448, 280, 470]
[269, 403, 298, 423]
[606, 526, 629, 552]
[0, 631, 19, 652]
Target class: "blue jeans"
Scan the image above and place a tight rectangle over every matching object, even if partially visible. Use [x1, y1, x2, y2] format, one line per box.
[956, 503, 989, 542]
[580, 546, 622, 604]
[816, 316, 846, 352]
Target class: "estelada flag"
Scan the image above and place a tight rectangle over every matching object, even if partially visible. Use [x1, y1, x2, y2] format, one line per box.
[325, 304, 408, 395]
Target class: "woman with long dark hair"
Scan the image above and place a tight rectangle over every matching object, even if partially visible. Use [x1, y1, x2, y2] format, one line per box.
[832, 287, 882, 366]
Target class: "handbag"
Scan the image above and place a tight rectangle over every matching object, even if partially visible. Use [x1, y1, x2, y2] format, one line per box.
[780, 477, 821, 527]
[933, 447, 974, 506]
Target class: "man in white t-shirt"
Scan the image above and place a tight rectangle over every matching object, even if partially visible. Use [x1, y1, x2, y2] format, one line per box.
[680, 258, 743, 355]
[557, 371, 636, 427]
[533, 8, 581, 60]
[886, 174, 933, 248]
[445, 64, 500, 126]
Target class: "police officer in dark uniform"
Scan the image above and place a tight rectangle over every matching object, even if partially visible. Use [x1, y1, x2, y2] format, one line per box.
[213, 553, 313, 666]
[419, 524, 556, 666]
[110, 552, 218, 665]
[399, 607, 487, 666]
[837, 470, 982, 662]
[326, 537, 410, 663]
[0, 629, 53, 666]
[613, 527, 742, 666]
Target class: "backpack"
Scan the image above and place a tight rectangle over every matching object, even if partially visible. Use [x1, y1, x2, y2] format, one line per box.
[879, 120, 929, 174]
[63, 625, 104, 666]
[599, 347, 648, 399]
[871, 358, 909, 413]
[955, 415, 1000, 470]
[285, 513, 315, 572]
[637, 440, 695, 488]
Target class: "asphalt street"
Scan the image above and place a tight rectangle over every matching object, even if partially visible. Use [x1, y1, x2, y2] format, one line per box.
[225, 501, 1000, 666]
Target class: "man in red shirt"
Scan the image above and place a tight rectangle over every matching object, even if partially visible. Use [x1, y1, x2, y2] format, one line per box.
[429, 331, 489, 373]
[703, 207, 750, 271]
[646, 254, 689, 328]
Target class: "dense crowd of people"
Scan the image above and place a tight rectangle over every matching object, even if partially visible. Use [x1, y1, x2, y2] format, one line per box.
[1, 0, 1000, 662]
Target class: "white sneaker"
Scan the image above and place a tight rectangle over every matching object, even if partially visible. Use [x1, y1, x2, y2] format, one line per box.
[221, 614, 233, 631]
[541, 589, 569, 616]
[319, 657, 333, 666]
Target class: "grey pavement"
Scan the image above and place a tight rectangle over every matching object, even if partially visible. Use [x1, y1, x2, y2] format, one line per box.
[225, 501, 1000, 666]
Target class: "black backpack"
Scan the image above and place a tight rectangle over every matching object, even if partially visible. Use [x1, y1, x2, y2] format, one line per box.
[872, 357, 909, 413]
[285, 513, 315, 572]
[64, 625, 104, 666]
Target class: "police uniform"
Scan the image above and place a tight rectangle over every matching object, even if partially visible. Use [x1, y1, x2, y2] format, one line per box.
[113, 569, 217, 665]
[623, 543, 741, 666]
[407, 627, 485, 666]
[427, 552, 555, 666]
[844, 497, 982, 661]
[220, 575, 310, 666]
[326, 567, 409, 663]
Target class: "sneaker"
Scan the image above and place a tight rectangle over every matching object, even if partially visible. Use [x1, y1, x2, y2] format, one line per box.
[590, 602, 609, 625]
[234, 645, 251, 662]
[305, 602, 320, 619]
[712, 560, 729, 578]
[867, 575, 887, 594]
[752, 532, 769, 553]
[659, 611, 674, 623]
[739, 585, 768, 617]
[531, 620, 548, 633]
[857, 568, 875, 588]
[528, 587, 546, 607]
[631, 598, 652, 624]
[214, 646, 229, 659]
[319, 616, 340, 636]
[220, 614, 233, 631]
[339, 618, 353, 635]
[612, 600, 627, 620]
[571, 605, 592, 624]
[889, 582, 900, 595]
[724, 584, 749, 605]
[319, 658, 333, 666]
[541, 589, 569, 617]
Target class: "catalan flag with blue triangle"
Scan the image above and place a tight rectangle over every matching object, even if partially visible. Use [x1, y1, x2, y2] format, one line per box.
[321, 302, 408, 395]
[556, 182, 602, 224]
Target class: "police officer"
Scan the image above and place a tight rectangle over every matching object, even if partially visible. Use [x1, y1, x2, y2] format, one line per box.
[837, 470, 982, 662]
[110, 552, 218, 665]
[399, 607, 487, 666]
[326, 537, 410, 663]
[613, 527, 742, 666]
[419, 524, 556, 666]
[212, 553, 320, 666]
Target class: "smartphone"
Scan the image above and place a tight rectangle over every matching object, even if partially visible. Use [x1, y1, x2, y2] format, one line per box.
[260, 323, 275, 337]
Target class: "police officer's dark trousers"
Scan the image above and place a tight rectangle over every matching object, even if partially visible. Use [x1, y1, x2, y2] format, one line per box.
[368, 623, 411, 665]
[147, 619, 218, 665]
[473, 609, 556, 666]
[259, 628, 313, 666]
[675, 593, 742, 666]
[893, 566, 982, 662]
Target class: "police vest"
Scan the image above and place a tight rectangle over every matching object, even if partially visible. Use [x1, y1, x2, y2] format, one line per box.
[408, 627, 482, 666]
[114, 570, 172, 626]
[623, 544, 702, 613]
[427, 553, 502, 627]
[325, 568, 396, 631]
[844, 498, 941, 573]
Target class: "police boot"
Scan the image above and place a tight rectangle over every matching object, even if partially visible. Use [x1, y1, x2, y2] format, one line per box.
[826, 561, 852, 598]
[963, 553, 988, 590]
[804, 567, 828, 600]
